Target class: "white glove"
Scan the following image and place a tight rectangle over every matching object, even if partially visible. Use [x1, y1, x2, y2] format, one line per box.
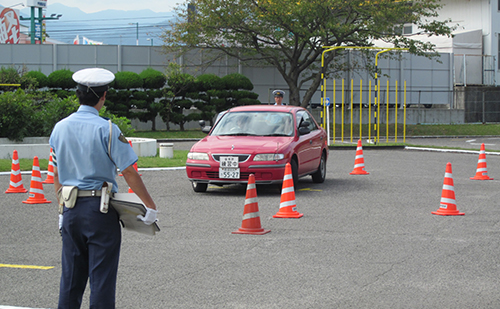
[137, 208, 158, 225]
[58, 214, 63, 235]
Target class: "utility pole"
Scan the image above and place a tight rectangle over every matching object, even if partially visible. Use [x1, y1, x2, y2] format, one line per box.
[129, 22, 139, 45]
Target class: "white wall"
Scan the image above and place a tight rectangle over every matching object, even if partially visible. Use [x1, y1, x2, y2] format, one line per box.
[438, 0, 499, 84]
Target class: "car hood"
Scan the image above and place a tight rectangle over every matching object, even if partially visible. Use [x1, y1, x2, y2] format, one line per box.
[190, 135, 294, 154]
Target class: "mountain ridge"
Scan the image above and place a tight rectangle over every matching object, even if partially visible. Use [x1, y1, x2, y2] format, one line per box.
[14, 3, 175, 45]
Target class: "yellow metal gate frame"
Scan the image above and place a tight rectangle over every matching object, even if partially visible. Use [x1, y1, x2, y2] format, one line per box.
[321, 46, 408, 145]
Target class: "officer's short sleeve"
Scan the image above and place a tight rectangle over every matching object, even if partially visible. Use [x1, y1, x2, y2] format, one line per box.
[109, 124, 137, 172]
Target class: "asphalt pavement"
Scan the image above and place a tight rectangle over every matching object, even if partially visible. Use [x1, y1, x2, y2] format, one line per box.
[2, 138, 500, 308]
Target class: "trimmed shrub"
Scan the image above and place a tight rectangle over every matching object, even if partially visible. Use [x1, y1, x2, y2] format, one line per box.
[197, 74, 225, 91]
[221, 73, 254, 90]
[139, 68, 166, 89]
[24, 71, 49, 89]
[48, 69, 76, 89]
[114, 71, 143, 90]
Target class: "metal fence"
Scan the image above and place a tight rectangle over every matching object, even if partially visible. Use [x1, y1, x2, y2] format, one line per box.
[455, 86, 500, 123]
[454, 54, 496, 86]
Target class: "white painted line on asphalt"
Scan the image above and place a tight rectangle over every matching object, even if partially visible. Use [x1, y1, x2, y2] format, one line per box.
[405, 147, 500, 156]
[0, 306, 51, 309]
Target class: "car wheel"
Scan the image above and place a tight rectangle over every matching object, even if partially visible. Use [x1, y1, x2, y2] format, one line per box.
[312, 152, 326, 183]
[290, 159, 299, 187]
[192, 181, 208, 192]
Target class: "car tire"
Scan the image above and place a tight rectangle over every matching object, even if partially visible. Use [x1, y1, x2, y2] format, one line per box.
[290, 159, 299, 187]
[312, 152, 327, 183]
[192, 181, 208, 192]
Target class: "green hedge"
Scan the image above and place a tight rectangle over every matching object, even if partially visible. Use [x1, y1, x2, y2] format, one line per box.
[0, 66, 261, 133]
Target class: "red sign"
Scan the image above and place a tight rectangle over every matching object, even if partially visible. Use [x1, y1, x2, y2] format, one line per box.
[0, 8, 20, 44]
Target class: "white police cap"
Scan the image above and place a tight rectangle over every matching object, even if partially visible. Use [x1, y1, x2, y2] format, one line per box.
[273, 90, 285, 97]
[73, 68, 115, 93]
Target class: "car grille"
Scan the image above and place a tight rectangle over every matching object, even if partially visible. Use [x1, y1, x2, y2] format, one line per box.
[212, 154, 250, 162]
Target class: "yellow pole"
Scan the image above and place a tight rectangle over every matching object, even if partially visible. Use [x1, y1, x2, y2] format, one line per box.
[0, 84, 21, 86]
[386, 80, 389, 142]
[395, 80, 398, 143]
[368, 80, 371, 142]
[359, 79, 363, 141]
[377, 77, 381, 144]
[404, 80, 407, 143]
[321, 84, 325, 129]
[333, 79, 336, 144]
[341, 79, 345, 143]
[350, 79, 354, 144]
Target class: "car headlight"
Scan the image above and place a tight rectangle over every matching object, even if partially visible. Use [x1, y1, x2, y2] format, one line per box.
[253, 153, 285, 161]
[187, 152, 209, 160]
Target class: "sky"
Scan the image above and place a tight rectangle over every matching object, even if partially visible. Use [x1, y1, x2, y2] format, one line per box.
[0, 0, 181, 13]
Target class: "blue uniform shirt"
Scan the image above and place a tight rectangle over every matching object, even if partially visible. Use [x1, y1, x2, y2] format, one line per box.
[49, 105, 137, 193]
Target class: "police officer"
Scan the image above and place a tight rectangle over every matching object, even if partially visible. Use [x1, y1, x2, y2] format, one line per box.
[50, 68, 157, 309]
[273, 89, 286, 105]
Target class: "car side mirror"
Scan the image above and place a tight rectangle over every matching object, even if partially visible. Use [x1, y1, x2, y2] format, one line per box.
[298, 121, 310, 135]
[199, 120, 211, 134]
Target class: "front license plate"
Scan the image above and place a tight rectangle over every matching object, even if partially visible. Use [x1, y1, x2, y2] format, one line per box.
[219, 156, 240, 179]
[220, 156, 239, 168]
[219, 168, 240, 179]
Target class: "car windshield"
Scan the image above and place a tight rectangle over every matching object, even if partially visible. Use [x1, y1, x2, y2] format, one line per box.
[211, 111, 294, 137]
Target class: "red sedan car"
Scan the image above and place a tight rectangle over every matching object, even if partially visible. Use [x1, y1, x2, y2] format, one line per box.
[186, 105, 329, 192]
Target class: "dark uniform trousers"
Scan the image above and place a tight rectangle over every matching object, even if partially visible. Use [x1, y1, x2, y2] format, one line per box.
[58, 197, 121, 309]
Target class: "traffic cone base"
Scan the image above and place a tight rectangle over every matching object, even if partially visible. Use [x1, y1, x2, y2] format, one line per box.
[470, 143, 492, 180]
[432, 207, 464, 216]
[22, 156, 51, 204]
[273, 163, 303, 219]
[5, 150, 28, 194]
[432, 162, 464, 216]
[470, 175, 493, 180]
[232, 174, 270, 235]
[273, 211, 303, 219]
[232, 227, 271, 235]
[350, 140, 369, 175]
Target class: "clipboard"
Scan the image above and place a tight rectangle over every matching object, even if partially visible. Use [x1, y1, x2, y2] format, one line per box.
[110, 193, 160, 236]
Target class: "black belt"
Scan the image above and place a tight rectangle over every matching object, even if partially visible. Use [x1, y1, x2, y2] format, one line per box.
[77, 190, 101, 197]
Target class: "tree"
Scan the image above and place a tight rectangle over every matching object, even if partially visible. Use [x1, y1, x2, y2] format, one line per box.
[162, 0, 453, 107]
[159, 63, 197, 131]
[135, 68, 167, 131]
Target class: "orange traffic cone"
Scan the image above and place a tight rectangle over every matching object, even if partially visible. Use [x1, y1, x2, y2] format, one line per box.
[432, 162, 464, 216]
[5, 150, 28, 193]
[273, 162, 303, 218]
[350, 140, 369, 175]
[232, 174, 270, 235]
[470, 143, 493, 180]
[43, 148, 55, 184]
[22, 156, 51, 204]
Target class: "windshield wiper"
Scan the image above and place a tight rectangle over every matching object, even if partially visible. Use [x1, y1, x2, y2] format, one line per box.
[218, 133, 259, 136]
[265, 133, 291, 136]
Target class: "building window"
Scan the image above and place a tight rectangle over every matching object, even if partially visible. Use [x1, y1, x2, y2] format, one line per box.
[403, 25, 413, 35]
